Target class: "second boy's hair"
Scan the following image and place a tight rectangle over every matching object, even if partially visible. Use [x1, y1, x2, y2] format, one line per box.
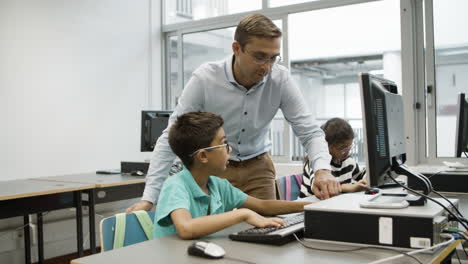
[303, 118, 354, 177]
[168, 112, 224, 168]
[320, 118, 354, 145]
[234, 13, 282, 49]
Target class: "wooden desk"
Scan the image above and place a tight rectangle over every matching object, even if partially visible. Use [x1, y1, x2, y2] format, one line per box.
[70, 222, 457, 264]
[0, 179, 94, 264]
[35, 173, 145, 254]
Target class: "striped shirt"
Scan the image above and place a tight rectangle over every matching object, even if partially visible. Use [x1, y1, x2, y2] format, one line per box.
[300, 157, 363, 198]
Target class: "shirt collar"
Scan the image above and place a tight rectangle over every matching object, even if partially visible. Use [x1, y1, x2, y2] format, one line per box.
[224, 55, 266, 90]
[180, 168, 213, 199]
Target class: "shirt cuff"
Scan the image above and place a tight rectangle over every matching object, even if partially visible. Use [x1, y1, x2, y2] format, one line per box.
[312, 158, 332, 173]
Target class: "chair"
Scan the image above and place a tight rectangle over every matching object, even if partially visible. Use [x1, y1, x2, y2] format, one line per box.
[100, 210, 155, 252]
[276, 173, 303, 201]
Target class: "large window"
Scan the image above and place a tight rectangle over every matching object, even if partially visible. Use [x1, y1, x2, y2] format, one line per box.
[164, 0, 261, 24]
[163, 0, 407, 164]
[288, 0, 401, 163]
[430, 0, 468, 157]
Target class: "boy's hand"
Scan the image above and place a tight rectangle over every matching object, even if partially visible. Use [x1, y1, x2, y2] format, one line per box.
[349, 179, 368, 192]
[244, 210, 285, 228]
[313, 170, 341, 200]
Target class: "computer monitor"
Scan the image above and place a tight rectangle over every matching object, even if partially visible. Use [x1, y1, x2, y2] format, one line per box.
[455, 93, 468, 157]
[359, 73, 431, 197]
[140, 110, 172, 152]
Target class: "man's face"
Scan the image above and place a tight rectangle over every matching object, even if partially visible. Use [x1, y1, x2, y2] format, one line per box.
[233, 37, 281, 86]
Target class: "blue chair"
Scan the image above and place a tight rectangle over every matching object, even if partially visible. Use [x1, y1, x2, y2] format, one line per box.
[276, 174, 303, 201]
[100, 210, 155, 252]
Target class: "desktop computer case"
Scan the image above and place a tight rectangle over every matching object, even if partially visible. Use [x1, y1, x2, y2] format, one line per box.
[304, 193, 458, 249]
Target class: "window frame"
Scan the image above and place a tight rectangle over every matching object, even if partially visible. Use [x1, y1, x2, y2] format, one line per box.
[162, 0, 435, 163]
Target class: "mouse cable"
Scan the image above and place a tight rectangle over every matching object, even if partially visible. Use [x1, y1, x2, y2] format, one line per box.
[293, 233, 423, 264]
[224, 255, 256, 264]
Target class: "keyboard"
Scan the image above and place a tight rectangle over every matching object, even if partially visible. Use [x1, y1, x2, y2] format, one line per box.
[229, 213, 304, 245]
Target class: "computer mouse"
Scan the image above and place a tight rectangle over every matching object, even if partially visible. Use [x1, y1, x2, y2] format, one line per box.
[187, 241, 225, 259]
[365, 188, 380, 195]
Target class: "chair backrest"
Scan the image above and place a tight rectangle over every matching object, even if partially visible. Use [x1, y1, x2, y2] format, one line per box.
[100, 210, 156, 252]
[276, 173, 303, 201]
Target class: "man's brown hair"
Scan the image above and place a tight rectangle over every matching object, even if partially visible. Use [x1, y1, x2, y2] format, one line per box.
[168, 112, 224, 169]
[234, 13, 282, 48]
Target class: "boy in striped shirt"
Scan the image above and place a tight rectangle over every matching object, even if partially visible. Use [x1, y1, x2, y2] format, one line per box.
[300, 118, 367, 198]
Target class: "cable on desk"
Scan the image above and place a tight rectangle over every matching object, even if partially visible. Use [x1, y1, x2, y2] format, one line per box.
[427, 170, 445, 179]
[387, 172, 468, 230]
[454, 248, 462, 264]
[292, 233, 423, 264]
[366, 235, 455, 264]
[431, 190, 466, 220]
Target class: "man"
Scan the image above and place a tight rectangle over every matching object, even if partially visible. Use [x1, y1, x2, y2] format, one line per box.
[126, 13, 340, 213]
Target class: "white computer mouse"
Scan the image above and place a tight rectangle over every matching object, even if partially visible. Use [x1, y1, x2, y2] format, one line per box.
[187, 241, 226, 259]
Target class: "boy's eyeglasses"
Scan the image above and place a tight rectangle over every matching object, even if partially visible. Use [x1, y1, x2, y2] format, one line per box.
[189, 143, 231, 157]
[335, 143, 354, 154]
[243, 49, 281, 65]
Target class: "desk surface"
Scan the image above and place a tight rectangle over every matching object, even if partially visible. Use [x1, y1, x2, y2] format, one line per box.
[0, 178, 94, 201]
[70, 222, 452, 264]
[34, 172, 145, 188]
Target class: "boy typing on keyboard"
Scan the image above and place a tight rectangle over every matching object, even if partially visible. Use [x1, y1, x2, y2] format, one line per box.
[153, 112, 312, 239]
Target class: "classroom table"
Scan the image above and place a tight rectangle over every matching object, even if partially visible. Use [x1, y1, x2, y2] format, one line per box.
[0, 178, 95, 264]
[69, 220, 461, 264]
[34, 172, 145, 254]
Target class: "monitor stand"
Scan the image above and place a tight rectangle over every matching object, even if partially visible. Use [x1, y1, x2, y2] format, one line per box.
[360, 163, 430, 209]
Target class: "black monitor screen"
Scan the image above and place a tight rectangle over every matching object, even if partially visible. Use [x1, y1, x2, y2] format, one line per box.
[359, 73, 406, 188]
[140, 110, 172, 152]
[455, 93, 468, 157]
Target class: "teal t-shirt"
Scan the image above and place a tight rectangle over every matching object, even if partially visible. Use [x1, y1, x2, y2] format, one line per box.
[153, 168, 248, 238]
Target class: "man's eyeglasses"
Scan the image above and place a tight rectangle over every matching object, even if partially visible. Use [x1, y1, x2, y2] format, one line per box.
[189, 143, 231, 157]
[244, 49, 281, 65]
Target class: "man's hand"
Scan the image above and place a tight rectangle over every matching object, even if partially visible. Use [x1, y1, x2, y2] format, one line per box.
[125, 200, 154, 213]
[312, 170, 341, 200]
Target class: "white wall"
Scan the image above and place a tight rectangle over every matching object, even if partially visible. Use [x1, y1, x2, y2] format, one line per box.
[0, 0, 162, 180]
[0, 0, 162, 262]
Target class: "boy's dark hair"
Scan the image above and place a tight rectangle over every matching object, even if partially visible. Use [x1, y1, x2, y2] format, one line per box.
[234, 14, 282, 49]
[320, 118, 354, 145]
[303, 118, 354, 177]
[168, 112, 224, 169]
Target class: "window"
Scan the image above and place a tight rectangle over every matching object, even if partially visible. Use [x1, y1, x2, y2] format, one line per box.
[288, 0, 401, 163]
[164, 0, 261, 24]
[430, 0, 468, 157]
[162, 0, 404, 164]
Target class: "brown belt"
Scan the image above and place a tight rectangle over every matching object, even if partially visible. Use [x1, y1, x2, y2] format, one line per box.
[228, 152, 267, 167]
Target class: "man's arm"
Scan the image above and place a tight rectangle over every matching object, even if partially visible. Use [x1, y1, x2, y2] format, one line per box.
[125, 74, 206, 213]
[241, 196, 310, 216]
[170, 208, 285, 240]
[278, 72, 340, 199]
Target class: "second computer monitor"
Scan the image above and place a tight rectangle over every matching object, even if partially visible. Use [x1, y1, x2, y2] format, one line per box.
[140, 110, 173, 152]
[455, 93, 468, 157]
[359, 73, 406, 188]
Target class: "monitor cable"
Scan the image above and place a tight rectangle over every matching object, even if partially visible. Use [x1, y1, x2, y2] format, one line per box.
[292, 233, 423, 264]
[386, 171, 468, 230]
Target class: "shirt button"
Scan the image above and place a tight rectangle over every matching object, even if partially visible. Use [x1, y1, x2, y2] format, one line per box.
[237, 154, 240, 156]
[241, 129, 245, 132]
[244, 112, 247, 115]
[238, 141, 241, 144]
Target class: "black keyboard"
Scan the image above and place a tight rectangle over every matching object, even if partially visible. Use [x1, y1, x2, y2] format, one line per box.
[229, 213, 304, 245]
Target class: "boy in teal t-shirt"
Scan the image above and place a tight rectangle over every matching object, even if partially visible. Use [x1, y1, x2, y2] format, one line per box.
[153, 112, 312, 239]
